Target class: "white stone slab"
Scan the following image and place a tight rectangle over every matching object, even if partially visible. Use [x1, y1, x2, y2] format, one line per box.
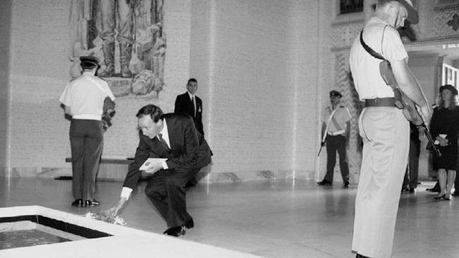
[0, 206, 264, 258]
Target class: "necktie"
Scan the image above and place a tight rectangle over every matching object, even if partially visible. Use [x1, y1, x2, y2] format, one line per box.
[158, 133, 171, 152]
[191, 96, 196, 117]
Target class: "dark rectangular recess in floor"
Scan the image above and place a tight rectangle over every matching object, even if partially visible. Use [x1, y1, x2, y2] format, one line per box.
[0, 215, 112, 239]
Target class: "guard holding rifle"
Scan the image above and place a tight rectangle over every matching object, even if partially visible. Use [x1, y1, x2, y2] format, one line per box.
[317, 90, 351, 188]
[349, 1, 431, 257]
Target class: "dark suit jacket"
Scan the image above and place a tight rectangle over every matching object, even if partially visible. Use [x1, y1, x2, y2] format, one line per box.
[174, 92, 204, 135]
[123, 113, 212, 189]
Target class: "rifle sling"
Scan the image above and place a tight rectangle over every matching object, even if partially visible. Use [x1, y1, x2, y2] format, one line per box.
[359, 28, 387, 61]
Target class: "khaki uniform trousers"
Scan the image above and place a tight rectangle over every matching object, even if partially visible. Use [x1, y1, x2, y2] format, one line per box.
[352, 107, 409, 258]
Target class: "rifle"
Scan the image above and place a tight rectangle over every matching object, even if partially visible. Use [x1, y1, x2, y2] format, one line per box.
[380, 61, 441, 157]
[317, 141, 325, 157]
[359, 29, 441, 157]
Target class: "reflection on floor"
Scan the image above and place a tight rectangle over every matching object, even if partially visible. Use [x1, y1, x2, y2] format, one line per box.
[0, 177, 457, 258]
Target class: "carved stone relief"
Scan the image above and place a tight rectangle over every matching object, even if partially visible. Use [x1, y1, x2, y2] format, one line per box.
[69, 0, 165, 99]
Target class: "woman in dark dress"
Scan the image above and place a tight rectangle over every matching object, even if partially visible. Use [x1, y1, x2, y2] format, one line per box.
[430, 84, 459, 200]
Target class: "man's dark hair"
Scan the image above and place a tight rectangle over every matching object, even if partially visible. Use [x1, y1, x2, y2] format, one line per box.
[136, 104, 164, 122]
[187, 78, 197, 85]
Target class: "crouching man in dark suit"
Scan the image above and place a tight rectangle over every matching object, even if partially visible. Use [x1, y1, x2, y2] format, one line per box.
[109, 104, 212, 236]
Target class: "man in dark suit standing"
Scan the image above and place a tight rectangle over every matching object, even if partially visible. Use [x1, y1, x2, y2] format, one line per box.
[174, 78, 204, 136]
[109, 104, 212, 236]
[175, 78, 205, 187]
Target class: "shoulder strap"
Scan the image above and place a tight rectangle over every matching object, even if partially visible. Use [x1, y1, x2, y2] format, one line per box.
[330, 112, 343, 132]
[381, 25, 388, 56]
[359, 29, 386, 61]
[322, 108, 337, 142]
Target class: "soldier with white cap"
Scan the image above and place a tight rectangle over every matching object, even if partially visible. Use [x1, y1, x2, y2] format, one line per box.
[60, 56, 116, 208]
[349, 1, 430, 257]
[317, 90, 351, 188]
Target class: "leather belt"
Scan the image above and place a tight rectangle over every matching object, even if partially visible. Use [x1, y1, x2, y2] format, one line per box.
[328, 130, 345, 136]
[365, 98, 395, 107]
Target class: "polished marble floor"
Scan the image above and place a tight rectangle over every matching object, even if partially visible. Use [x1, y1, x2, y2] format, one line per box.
[0, 177, 457, 258]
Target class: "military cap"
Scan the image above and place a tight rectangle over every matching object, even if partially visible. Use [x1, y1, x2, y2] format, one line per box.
[80, 56, 99, 69]
[330, 90, 342, 98]
[380, 0, 418, 24]
[398, 0, 418, 25]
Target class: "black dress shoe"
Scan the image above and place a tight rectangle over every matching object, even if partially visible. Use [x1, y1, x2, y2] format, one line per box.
[184, 218, 194, 229]
[163, 226, 186, 237]
[84, 199, 100, 207]
[434, 194, 446, 200]
[71, 199, 84, 207]
[426, 183, 440, 192]
[344, 182, 349, 188]
[317, 180, 332, 186]
[356, 254, 370, 258]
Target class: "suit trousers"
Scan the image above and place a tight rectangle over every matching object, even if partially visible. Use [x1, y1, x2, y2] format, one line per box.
[352, 107, 409, 258]
[324, 135, 349, 183]
[145, 167, 201, 228]
[403, 139, 421, 189]
[69, 119, 104, 200]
